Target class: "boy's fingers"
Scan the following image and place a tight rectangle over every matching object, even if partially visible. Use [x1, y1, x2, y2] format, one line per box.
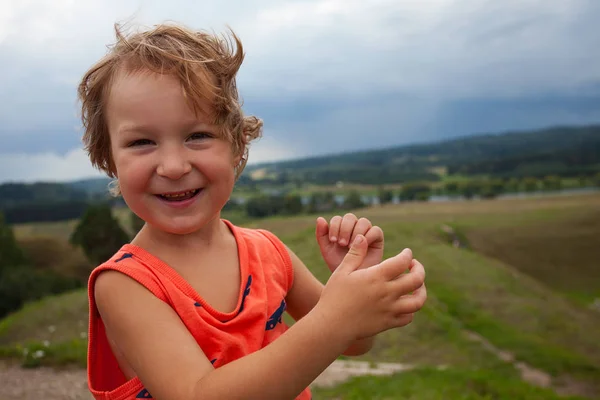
[328, 215, 343, 243]
[336, 234, 368, 274]
[349, 218, 373, 246]
[363, 225, 384, 249]
[338, 213, 358, 246]
[395, 283, 427, 315]
[375, 248, 413, 281]
[315, 217, 330, 249]
[391, 261, 425, 295]
[393, 313, 415, 328]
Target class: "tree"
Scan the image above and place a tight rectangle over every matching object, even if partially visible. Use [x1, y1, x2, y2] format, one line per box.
[377, 185, 393, 205]
[481, 179, 505, 199]
[70, 204, 130, 265]
[522, 177, 538, 192]
[0, 212, 26, 274]
[542, 175, 562, 191]
[444, 181, 459, 195]
[307, 192, 336, 213]
[245, 195, 286, 218]
[343, 190, 365, 210]
[506, 178, 520, 192]
[283, 194, 304, 215]
[400, 183, 431, 201]
[0, 212, 81, 319]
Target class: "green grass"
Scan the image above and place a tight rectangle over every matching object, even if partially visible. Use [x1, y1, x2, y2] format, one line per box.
[3, 193, 600, 398]
[0, 289, 88, 347]
[254, 193, 600, 396]
[0, 338, 87, 368]
[12, 219, 79, 242]
[0, 289, 89, 368]
[312, 367, 588, 400]
[458, 207, 600, 304]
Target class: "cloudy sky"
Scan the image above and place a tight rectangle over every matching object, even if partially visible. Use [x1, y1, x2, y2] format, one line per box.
[1, 0, 599, 183]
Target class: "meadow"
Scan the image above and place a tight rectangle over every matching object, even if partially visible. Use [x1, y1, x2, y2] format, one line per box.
[1, 192, 599, 399]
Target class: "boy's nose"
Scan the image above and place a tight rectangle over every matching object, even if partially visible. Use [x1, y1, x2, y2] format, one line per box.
[156, 151, 192, 180]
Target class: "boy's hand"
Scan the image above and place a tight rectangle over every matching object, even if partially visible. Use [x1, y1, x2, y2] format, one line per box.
[316, 234, 427, 341]
[316, 214, 384, 272]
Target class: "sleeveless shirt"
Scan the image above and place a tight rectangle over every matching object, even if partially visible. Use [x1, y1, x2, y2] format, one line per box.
[86, 219, 312, 399]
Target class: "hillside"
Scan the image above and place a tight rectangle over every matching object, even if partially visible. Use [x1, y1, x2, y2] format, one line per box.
[1, 193, 599, 399]
[244, 124, 600, 185]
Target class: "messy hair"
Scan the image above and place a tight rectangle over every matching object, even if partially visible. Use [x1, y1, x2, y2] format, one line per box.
[77, 22, 262, 188]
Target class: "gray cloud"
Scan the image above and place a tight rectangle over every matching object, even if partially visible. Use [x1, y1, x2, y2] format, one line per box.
[0, 0, 599, 182]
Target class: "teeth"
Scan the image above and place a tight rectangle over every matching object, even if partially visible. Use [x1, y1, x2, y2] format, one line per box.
[162, 190, 196, 198]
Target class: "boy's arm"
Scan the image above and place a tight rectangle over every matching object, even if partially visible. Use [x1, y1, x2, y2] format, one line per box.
[94, 240, 424, 400]
[95, 270, 350, 400]
[284, 247, 375, 356]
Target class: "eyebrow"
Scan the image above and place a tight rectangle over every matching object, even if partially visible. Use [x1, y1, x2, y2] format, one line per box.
[118, 125, 154, 135]
[118, 122, 218, 136]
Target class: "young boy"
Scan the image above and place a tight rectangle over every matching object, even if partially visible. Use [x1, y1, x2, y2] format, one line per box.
[79, 22, 427, 400]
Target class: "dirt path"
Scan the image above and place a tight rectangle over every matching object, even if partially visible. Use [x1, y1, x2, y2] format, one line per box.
[463, 330, 596, 398]
[3, 331, 596, 399]
[0, 359, 411, 400]
[0, 360, 91, 400]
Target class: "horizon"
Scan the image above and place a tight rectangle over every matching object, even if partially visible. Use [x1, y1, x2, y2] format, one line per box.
[1, 121, 597, 185]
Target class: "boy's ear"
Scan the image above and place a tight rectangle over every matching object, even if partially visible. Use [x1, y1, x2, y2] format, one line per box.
[233, 148, 245, 168]
[233, 154, 242, 166]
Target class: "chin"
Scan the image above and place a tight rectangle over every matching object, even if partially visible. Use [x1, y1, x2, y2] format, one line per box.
[153, 216, 218, 236]
[159, 223, 203, 236]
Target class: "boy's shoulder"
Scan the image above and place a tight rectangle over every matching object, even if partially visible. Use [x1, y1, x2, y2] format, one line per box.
[225, 220, 284, 246]
[225, 220, 291, 263]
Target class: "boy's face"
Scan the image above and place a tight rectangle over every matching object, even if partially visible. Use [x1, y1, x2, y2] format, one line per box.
[106, 69, 239, 235]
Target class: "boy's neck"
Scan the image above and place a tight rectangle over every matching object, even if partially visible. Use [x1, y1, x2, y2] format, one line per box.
[131, 214, 231, 256]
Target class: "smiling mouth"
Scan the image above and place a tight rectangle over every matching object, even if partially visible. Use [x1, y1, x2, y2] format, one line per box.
[157, 189, 201, 202]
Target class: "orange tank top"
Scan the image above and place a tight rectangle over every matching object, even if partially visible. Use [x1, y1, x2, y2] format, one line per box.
[86, 219, 312, 399]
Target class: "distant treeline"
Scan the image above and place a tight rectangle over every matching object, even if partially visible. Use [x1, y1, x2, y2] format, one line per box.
[235, 173, 600, 219]
[0, 182, 88, 207]
[0, 182, 123, 224]
[241, 124, 600, 185]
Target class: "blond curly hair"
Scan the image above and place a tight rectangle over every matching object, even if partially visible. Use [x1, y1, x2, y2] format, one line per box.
[77, 22, 262, 191]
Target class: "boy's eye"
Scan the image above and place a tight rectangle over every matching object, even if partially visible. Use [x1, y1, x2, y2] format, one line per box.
[128, 139, 153, 147]
[188, 132, 211, 141]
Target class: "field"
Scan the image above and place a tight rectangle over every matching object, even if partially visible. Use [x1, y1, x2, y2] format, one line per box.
[2, 192, 600, 399]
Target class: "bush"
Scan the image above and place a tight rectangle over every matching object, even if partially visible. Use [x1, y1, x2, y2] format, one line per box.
[283, 194, 304, 215]
[245, 195, 285, 218]
[0, 266, 82, 319]
[522, 177, 539, 192]
[400, 183, 431, 201]
[378, 186, 394, 204]
[0, 212, 26, 273]
[307, 192, 336, 213]
[444, 181, 460, 195]
[70, 204, 130, 265]
[343, 190, 365, 209]
[542, 175, 562, 191]
[18, 237, 92, 282]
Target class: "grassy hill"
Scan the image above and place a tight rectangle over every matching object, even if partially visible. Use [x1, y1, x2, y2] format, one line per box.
[1, 193, 599, 399]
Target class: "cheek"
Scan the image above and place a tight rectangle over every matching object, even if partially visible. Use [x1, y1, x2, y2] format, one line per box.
[113, 155, 153, 192]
